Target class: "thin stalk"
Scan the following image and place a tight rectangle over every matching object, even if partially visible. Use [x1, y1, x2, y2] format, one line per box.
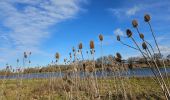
[130, 37, 168, 95]
[146, 48, 170, 99]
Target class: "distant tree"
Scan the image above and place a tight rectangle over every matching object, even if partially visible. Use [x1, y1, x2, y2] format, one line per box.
[153, 53, 163, 59]
[96, 55, 114, 67]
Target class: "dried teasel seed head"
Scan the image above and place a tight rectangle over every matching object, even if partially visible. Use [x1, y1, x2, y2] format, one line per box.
[24, 52, 27, 58]
[90, 40, 95, 49]
[126, 29, 133, 37]
[142, 42, 147, 49]
[144, 14, 151, 22]
[64, 84, 70, 92]
[117, 35, 120, 41]
[86, 51, 88, 54]
[86, 66, 94, 72]
[132, 20, 138, 28]
[72, 47, 75, 52]
[17, 59, 19, 63]
[139, 33, 144, 39]
[79, 42, 83, 50]
[116, 53, 122, 59]
[115, 52, 122, 62]
[55, 52, 60, 59]
[99, 34, 103, 41]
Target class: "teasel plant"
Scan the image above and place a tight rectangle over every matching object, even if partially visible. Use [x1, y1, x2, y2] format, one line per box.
[115, 53, 128, 100]
[89, 40, 100, 99]
[117, 27, 168, 98]
[16, 59, 20, 100]
[132, 17, 170, 98]
[99, 34, 105, 78]
[144, 14, 169, 86]
[134, 18, 169, 83]
[27, 52, 31, 83]
[142, 42, 170, 99]
[78, 42, 86, 85]
[78, 42, 84, 61]
[126, 28, 170, 99]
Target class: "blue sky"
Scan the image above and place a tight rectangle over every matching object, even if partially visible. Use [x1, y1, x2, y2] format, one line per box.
[0, 0, 170, 68]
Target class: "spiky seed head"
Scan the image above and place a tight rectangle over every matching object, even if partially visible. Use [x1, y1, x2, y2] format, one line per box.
[116, 53, 122, 59]
[86, 51, 88, 54]
[142, 42, 147, 49]
[115, 52, 122, 62]
[24, 52, 27, 58]
[132, 20, 138, 28]
[64, 84, 70, 92]
[86, 66, 94, 72]
[117, 35, 120, 41]
[126, 29, 132, 37]
[90, 40, 94, 49]
[29, 60, 31, 64]
[17, 59, 19, 63]
[79, 42, 83, 49]
[144, 14, 151, 22]
[72, 47, 75, 52]
[99, 34, 103, 41]
[139, 33, 144, 39]
[55, 52, 60, 59]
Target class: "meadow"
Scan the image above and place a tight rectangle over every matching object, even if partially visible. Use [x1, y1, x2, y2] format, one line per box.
[0, 14, 170, 100]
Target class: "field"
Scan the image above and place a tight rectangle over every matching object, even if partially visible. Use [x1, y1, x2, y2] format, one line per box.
[0, 77, 169, 100]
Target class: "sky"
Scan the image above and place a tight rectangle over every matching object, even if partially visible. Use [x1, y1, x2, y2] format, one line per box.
[0, 0, 170, 68]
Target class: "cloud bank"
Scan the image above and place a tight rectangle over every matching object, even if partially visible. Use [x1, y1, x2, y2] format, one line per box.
[0, 0, 86, 64]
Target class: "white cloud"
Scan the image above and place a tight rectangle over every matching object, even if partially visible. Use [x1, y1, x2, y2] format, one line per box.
[114, 28, 124, 36]
[109, 5, 141, 17]
[126, 6, 140, 16]
[159, 45, 170, 54]
[0, 0, 86, 64]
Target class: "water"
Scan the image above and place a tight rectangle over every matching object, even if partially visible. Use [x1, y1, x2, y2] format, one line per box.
[0, 68, 170, 79]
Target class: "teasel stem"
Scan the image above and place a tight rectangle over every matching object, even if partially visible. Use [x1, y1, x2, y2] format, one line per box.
[80, 50, 84, 61]
[147, 21, 169, 87]
[130, 37, 165, 87]
[146, 48, 170, 99]
[100, 41, 104, 78]
[120, 41, 139, 51]
[135, 27, 155, 58]
[118, 63, 128, 100]
[119, 40, 148, 56]
[142, 41, 170, 99]
[91, 48, 100, 99]
[135, 27, 161, 81]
